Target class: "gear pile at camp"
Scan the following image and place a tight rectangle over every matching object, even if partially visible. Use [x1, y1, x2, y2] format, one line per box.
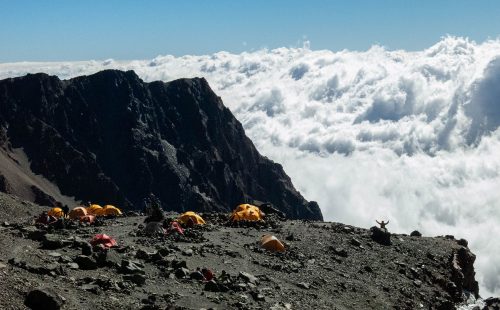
[35, 199, 285, 253]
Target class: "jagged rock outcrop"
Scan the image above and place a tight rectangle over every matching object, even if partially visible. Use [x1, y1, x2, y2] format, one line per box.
[0, 174, 11, 193]
[450, 246, 479, 299]
[0, 70, 322, 220]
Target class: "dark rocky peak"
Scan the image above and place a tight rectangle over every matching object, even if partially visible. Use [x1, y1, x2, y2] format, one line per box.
[0, 70, 323, 220]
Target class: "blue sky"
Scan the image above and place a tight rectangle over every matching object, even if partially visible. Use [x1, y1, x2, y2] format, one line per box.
[1, 0, 500, 62]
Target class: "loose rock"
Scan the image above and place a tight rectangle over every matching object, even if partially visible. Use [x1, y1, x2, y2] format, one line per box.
[350, 238, 361, 247]
[296, 282, 310, 289]
[410, 231, 422, 237]
[124, 274, 146, 285]
[74, 255, 97, 270]
[239, 271, 259, 285]
[370, 227, 391, 245]
[25, 288, 64, 310]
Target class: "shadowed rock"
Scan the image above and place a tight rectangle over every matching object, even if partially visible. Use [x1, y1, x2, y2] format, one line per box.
[370, 226, 391, 245]
[25, 288, 64, 310]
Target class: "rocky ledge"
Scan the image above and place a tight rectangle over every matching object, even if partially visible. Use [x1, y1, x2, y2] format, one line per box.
[0, 194, 495, 310]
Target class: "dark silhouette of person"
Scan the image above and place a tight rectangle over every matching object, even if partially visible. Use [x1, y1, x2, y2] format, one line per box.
[142, 196, 152, 216]
[62, 205, 69, 218]
[376, 220, 389, 229]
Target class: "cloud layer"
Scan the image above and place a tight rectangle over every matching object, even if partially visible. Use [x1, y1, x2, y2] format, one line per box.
[2, 36, 500, 296]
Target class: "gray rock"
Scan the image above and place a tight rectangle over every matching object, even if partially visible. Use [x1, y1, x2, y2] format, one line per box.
[171, 260, 187, 269]
[157, 247, 172, 256]
[25, 288, 64, 310]
[350, 238, 361, 247]
[37, 263, 62, 275]
[120, 260, 145, 274]
[58, 255, 73, 264]
[150, 252, 163, 262]
[182, 249, 193, 256]
[123, 274, 146, 285]
[48, 252, 62, 258]
[332, 247, 348, 257]
[410, 230, 422, 237]
[204, 280, 220, 292]
[8, 257, 26, 267]
[174, 267, 190, 278]
[42, 234, 68, 250]
[239, 271, 259, 285]
[25, 227, 47, 241]
[484, 297, 500, 309]
[135, 249, 152, 260]
[67, 263, 79, 270]
[0, 262, 6, 269]
[98, 250, 121, 268]
[250, 291, 266, 301]
[81, 242, 93, 256]
[190, 271, 205, 281]
[80, 284, 100, 294]
[143, 222, 164, 236]
[74, 255, 97, 270]
[297, 282, 310, 289]
[370, 226, 391, 245]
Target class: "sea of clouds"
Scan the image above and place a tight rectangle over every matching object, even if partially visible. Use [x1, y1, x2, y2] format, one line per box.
[1, 36, 500, 297]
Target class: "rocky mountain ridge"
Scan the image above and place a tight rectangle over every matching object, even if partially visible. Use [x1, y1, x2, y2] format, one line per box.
[0, 70, 321, 220]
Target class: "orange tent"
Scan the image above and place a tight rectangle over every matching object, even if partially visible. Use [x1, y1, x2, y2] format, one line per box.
[80, 214, 96, 224]
[102, 205, 122, 216]
[87, 204, 103, 216]
[68, 207, 87, 219]
[230, 204, 263, 222]
[260, 234, 285, 253]
[47, 207, 64, 218]
[177, 211, 205, 226]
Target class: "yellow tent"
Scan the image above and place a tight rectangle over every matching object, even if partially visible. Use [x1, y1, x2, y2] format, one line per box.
[230, 204, 263, 222]
[47, 207, 64, 218]
[260, 234, 285, 253]
[68, 207, 87, 220]
[177, 211, 206, 225]
[103, 205, 122, 216]
[87, 204, 103, 216]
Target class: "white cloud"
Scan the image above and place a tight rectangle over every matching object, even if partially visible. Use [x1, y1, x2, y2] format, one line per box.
[2, 36, 500, 296]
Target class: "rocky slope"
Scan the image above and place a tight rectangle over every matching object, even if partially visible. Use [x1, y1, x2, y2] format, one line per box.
[0, 70, 321, 220]
[0, 193, 495, 309]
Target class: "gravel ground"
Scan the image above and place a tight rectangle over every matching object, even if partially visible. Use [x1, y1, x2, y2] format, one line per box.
[0, 193, 488, 309]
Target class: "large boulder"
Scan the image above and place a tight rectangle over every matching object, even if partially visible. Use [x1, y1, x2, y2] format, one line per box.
[370, 226, 391, 245]
[24, 288, 64, 310]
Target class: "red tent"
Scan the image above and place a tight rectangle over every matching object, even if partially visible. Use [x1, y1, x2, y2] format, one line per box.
[167, 221, 184, 235]
[90, 234, 117, 248]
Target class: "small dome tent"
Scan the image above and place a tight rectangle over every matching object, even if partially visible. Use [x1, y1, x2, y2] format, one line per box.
[47, 207, 64, 218]
[230, 204, 263, 222]
[103, 205, 122, 216]
[177, 211, 206, 226]
[68, 207, 87, 219]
